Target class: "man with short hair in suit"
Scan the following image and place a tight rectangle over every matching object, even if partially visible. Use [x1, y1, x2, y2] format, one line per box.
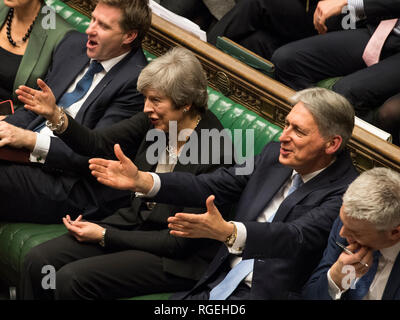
[272, 0, 400, 130]
[90, 87, 359, 299]
[303, 167, 400, 300]
[0, 0, 151, 223]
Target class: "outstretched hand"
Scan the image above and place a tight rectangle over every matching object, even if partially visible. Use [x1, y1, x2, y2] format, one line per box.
[89, 144, 140, 191]
[16, 78, 58, 122]
[167, 195, 234, 241]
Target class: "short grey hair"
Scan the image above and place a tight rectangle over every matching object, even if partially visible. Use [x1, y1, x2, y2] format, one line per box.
[343, 167, 400, 231]
[137, 46, 208, 116]
[289, 88, 355, 153]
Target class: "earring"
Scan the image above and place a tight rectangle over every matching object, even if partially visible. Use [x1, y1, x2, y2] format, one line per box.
[183, 108, 188, 113]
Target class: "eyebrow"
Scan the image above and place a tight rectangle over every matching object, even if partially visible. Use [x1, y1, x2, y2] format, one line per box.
[285, 118, 309, 134]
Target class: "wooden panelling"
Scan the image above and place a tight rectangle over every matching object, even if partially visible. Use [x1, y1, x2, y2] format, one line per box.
[66, 0, 400, 172]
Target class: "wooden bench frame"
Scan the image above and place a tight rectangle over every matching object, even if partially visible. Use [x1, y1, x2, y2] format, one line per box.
[67, 0, 400, 173]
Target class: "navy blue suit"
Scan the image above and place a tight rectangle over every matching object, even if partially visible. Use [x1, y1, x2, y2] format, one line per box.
[1, 31, 147, 223]
[303, 217, 400, 300]
[153, 142, 359, 299]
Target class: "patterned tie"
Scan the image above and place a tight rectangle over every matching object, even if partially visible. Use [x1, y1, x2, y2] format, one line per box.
[209, 173, 303, 300]
[362, 19, 398, 66]
[346, 250, 381, 300]
[33, 60, 104, 132]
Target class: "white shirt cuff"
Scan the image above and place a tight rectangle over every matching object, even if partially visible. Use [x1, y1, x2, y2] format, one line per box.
[227, 221, 246, 254]
[29, 133, 50, 164]
[327, 268, 347, 300]
[135, 172, 160, 198]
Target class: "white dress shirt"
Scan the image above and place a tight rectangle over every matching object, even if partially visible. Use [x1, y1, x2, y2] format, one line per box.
[328, 241, 400, 300]
[30, 51, 129, 163]
[228, 167, 327, 288]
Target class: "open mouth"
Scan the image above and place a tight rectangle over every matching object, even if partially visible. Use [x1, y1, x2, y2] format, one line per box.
[87, 39, 98, 49]
[280, 147, 292, 156]
[149, 118, 159, 125]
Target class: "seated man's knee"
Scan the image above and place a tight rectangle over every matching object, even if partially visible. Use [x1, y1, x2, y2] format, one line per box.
[271, 43, 297, 70]
[377, 94, 400, 137]
[271, 43, 305, 86]
[23, 246, 52, 276]
[55, 265, 87, 300]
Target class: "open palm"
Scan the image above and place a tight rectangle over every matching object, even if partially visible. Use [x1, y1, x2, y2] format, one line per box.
[89, 144, 139, 191]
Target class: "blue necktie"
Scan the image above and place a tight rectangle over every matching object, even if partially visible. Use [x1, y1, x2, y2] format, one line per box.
[267, 173, 304, 223]
[209, 259, 254, 300]
[346, 250, 381, 300]
[287, 173, 304, 196]
[33, 60, 103, 132]
[209, 173, 304, 300]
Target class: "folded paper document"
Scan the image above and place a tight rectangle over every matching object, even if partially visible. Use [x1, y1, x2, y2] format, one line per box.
[149, 0, 207, 41]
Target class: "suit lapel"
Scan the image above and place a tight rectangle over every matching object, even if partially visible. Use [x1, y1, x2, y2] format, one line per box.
[12, 9, 47, 98]
[74, 73, 112, 123]
[74, 49, 136, 124]
[382, 251, 400, 299]
[273, 151, 352, 222]
[53, 53, 89, 101]
[236, 162, 292, 221]
[0, 4, 7, 23]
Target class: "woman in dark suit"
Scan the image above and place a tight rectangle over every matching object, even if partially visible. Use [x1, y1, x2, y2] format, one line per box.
[18, 47, 234, 299]
[0, 0, 72, 110]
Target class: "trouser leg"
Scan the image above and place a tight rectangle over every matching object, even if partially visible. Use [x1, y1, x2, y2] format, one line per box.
[272, 29, 370, 90]
[20, 233, 105, 300]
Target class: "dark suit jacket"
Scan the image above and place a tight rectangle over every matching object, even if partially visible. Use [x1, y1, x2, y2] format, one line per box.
[57, 110, 235, 281]
[302, 217, 400, 300]
[153, 142, 358, 299]
[364, 0, 400, 24]
[5, 31, 147, 217]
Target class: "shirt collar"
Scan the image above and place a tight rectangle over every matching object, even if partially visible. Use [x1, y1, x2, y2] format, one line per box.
[293, 158, 336, 184]
[380, 241, 400, 263]
[92, 51, 130, 73]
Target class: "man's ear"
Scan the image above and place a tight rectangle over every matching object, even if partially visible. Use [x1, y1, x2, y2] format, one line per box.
[389, 225, 400, 241]
[325, 135, 342, 155]
[122, 30, 138, 46]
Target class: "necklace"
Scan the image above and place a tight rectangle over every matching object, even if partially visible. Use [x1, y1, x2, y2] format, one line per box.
[166, 115, 202, 162]
[6, 8, 38, 47]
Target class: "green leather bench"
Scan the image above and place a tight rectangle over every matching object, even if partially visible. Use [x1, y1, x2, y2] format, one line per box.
[216, 36, 341, 90]
[0, 0, 282, 299]
[0, 86, 282, 299]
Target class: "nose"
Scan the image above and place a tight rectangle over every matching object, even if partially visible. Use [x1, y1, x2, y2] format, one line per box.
[143, 98, 153, 114]
[279, 127, 290, 143]
[339, 226, 354, 243]
[86, 21, 96, 35]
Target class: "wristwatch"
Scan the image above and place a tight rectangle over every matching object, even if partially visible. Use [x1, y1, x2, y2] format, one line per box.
[99, 228, 106, 247]
[224, 222, 237, 247]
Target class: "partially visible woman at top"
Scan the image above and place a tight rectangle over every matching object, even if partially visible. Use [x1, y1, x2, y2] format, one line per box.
[0, 0, 72, 111]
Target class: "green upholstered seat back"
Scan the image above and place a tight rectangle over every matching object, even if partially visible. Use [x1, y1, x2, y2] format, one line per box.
[216, 36, 275, 78]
